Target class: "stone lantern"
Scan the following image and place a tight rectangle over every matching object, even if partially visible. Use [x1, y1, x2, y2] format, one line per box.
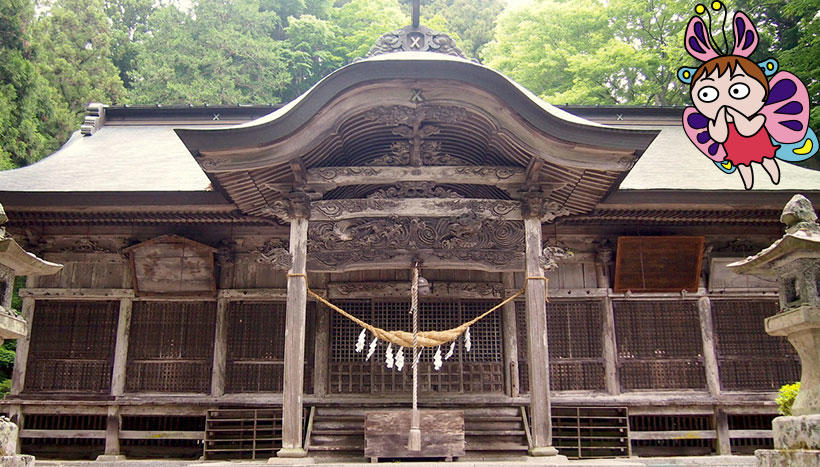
[729, 194, 820, 466]
[0, 203, 62, 465]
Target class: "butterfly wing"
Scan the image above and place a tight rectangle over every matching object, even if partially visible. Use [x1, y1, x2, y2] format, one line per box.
[683, 107, 729, 169]
[773, 127, 818, 162]
[761, 71, 810, 144]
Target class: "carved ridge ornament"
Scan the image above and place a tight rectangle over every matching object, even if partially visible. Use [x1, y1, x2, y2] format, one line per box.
[365, 25, 467, 58]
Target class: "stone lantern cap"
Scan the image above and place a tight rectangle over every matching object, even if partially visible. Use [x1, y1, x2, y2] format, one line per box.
[0, 204, 62, 276]
[728, 194, 820, 279]
[0, 203, 62, 340]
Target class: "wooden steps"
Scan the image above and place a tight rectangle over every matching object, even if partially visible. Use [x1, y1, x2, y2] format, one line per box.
[306, 406, 528, 454]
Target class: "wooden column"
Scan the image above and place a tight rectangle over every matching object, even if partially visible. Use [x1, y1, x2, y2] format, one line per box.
[522, 212, 558, 457]
[602, 297, 620, 395]
[111, 298, 132, 397]
[278, 213, 310, 458]
[211, 298, 229, 397]
[96, 406, 125, 460]
[313, 302, 330, 397]
[697, 296, 721, 396]
[10, 297, 34, 395]
[697, 296, 730, 454]
[501, 272, 519, 397]
[597, 248, 619, 394]
[714, 408, 732, 455]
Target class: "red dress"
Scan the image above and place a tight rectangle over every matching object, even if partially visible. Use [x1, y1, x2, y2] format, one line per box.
[723, 122, 779, 166]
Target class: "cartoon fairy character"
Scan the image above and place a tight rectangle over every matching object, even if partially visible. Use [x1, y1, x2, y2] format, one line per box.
[678, 2, 817, 190]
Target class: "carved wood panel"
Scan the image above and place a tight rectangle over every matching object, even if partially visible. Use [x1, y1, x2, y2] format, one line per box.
[125, 235, 216, 296]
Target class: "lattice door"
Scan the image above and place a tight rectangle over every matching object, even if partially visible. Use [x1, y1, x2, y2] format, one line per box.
[613, 300, 706, 390]
[25, 301, 118, 393]
[517, 300, 606, 392]
[329, 299, 503, 393]
[126, 301, 216, 393]
[711, 299, 799, 390]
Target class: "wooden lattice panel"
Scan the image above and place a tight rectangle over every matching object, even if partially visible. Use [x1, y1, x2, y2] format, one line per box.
[25, 301, 118, 393]
[614, 300, 706, 390]
[517, 300, 606, 392]
[629, 414, 713, 456]
[711, 299, 799, 391]
[226, 302, 286, 392]
[205, 408, 283, 460]
[329, 299, 503, 394]
[126, 301, 216, 393]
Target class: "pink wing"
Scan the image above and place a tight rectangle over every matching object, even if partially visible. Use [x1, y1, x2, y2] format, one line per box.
[731, 11, 759, 57]
[685, 16, 720, 62]
[683, 107, 726, 162]
[761, 71, 810, 144]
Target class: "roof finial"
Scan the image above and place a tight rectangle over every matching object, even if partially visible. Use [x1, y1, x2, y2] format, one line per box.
[411, 0, 420, 28]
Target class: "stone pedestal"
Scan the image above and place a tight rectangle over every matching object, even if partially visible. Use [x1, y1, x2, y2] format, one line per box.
[728, 195, 820, 467]
[0, 417, 33, 466]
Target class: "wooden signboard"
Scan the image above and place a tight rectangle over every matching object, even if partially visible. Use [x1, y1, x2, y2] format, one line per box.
[124, 234, 217, 296]
[364, 410, 465, 462]
[614, 236, 704, 293]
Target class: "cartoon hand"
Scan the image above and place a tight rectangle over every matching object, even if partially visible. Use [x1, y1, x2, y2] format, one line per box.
[726, 107, 765, 136]
[708, 107, 729, 143]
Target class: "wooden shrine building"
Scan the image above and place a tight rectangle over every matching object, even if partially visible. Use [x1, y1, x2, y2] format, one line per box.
[0, 24, 818, 461]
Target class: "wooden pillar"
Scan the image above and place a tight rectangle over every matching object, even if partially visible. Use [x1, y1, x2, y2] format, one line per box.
[697, 296, 730, 454]
[313, 302, 330, 397]
[523, 214, 558, 456]
[501, 272, 520, 397]
[211, 298, 229, 397]
[602, 297, 620, 395]
[697, 296, 721, 396]
[597, 248, 619, 395]
[10, 297, 34, 396]
[278, 214, 309, 458]
[96, 406, 125, 461]
[111, 298, 132, 397]
[714, 407, 732, 455]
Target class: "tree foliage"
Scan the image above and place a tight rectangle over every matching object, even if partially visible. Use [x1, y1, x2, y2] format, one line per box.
[0, 0, 73, 168]
[1, 0, 816, 169]
[34, 0, 127, 115]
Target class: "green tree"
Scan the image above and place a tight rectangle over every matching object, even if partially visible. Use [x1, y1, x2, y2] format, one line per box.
[34, 0, 127, 116]
[284, 14, 345, 98]
[329, 0, 406, 61]
[104, 0, 154, 88]
[0, 0, 73, 168]
[485, 0, 697, 105]
[421, 0, 503, 61]
[484, 0, 615, 103]
[128, 0, 292, 104]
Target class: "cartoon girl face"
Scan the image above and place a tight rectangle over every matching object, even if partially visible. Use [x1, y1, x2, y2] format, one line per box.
[690, 60, 767, 121]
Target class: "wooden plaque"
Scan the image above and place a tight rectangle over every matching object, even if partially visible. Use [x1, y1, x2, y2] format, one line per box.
[365, 410, 465, 461]
[124, 234, 217, 296]
[614, 236, 704, 293]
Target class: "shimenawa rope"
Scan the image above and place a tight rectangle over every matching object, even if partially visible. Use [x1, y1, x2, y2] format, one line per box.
[287, 273, 548, 349]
